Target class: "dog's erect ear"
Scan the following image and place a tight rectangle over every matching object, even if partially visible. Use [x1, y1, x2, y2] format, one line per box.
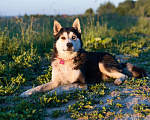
[72, 18, 81, 33]
[53, 20, 62, 35]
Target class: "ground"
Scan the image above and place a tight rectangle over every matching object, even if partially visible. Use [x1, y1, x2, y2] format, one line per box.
[43, 55, 150, 119]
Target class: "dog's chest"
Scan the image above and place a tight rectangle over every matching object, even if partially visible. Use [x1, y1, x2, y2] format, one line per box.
[52, 59, 81, 83]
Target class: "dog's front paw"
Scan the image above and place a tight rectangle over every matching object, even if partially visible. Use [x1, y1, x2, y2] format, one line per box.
[114, 75, 128, 85]
[20, 90, 33, 98]
[114, 78, 122, 85]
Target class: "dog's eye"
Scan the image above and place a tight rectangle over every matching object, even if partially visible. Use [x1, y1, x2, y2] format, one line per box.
[72, 36, 76, 40]
[61, 37, 66, 40]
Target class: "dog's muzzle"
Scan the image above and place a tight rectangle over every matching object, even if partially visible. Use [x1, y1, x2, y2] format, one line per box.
[67, 43, 73, 48]
[66, 43, 73, 51]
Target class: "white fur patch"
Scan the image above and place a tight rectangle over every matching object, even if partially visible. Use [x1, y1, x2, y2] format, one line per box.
[52, 59, 81, 84]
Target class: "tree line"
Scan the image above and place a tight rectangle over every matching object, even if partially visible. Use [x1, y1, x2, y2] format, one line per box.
[24, 0, 150, 18]
[85, 0, 150, 17]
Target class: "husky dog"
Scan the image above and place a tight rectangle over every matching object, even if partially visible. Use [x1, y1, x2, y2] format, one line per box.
[20, 18, 146, 97]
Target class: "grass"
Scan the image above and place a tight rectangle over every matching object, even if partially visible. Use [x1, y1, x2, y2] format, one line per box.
[0, 14, 150, 119]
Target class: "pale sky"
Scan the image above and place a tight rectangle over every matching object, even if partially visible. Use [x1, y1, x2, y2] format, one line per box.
[0, 0, 134, 16]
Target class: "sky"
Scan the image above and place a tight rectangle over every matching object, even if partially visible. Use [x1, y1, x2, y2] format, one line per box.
[0, 0, 131, 16]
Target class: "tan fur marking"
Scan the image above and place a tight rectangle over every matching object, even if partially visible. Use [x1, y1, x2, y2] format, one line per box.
[72, 18, 81, 33]
[99, 63, 127, 85]
[53, 20, 62, 35]
[99, 63, 124, 78]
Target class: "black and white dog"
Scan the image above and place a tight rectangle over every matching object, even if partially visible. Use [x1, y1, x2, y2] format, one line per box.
[20, 18, 146, 97]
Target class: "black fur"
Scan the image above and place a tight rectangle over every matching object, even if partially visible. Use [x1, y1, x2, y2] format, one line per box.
[73, 51, 124, 84]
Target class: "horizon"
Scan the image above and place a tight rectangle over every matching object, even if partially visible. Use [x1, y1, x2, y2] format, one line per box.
[0, 0, 137, 17]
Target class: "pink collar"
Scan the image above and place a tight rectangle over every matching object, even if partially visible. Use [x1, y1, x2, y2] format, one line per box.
[56, 55, 75, 64]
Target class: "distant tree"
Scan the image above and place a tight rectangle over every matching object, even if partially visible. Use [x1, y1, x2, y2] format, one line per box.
[96, 2, 116, 16]
[129, 0, 150, 16]
[96, 0, 150, 17]
[115, 0, 135, 15]
[29, 14, 48, 18]
[23, 14, 29, 19]
[56, 15, 60, 18]
[84, 8, 95, 16]
[119, 0, 135, 9]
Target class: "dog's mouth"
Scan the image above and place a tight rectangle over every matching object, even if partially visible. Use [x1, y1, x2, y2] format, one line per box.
[63, 48, 74, 52]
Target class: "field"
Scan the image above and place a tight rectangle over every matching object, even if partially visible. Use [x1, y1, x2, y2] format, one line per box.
[0, 14, 150, 119]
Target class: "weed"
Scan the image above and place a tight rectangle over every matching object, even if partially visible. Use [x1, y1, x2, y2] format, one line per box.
[51, 110, 64, 118]
[133, 104, 150, 118]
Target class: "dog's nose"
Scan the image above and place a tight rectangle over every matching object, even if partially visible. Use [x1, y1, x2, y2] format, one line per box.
[67, 43, 73, 48]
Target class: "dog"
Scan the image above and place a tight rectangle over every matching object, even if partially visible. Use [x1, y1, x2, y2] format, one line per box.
[20, 18, 147, 98]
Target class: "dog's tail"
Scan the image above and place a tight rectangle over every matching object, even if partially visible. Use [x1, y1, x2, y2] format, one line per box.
[121, 63, 147, 78]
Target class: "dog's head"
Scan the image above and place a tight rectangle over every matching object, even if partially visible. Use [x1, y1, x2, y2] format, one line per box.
[53, 18, 83, 57]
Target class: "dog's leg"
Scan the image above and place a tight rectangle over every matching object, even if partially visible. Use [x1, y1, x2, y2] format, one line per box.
[20, 81, 59, 98]
[20, 68, 63, 98]
[47, 83, 87, 95]
[99, 63, 128, 85]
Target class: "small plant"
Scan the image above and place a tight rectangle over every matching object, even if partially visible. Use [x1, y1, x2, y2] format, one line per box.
[51, 110, 64, 118]
[133, 104, 150, 118]
[0, 74, 25, 95]
[35, 66, 52, 85]
[124, 77, 149, 89]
